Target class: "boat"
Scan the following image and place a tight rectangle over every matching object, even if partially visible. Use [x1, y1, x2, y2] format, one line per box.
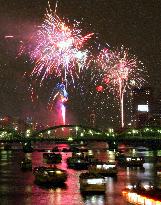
[33, 166, 67, 185]
[79, 172, 106, 193]
[43, 152, 62, 164]
[67, 157, 90, 170]
[88, 161, 118, 176]
[72, 148, 94, 160]
[20, 158, 32, 171]
[116, 153, 145, 167]
[122, 182, 161, 205]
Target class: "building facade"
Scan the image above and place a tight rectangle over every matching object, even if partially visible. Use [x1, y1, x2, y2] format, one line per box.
[132, 87, 153, 128]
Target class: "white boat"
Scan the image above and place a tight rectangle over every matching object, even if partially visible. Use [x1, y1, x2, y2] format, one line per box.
[116, 153, 145, 167]
[88, 161, 118, 176]
[79, 172, 106, 193]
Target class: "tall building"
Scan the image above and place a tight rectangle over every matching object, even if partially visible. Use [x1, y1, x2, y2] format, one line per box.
[132, 87, 153, 128]
[148, 93, 161, 126]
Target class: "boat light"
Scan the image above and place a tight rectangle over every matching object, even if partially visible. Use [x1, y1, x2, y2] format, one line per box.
[143, 184, 153, 190]
[86, 178, 105, 185]
[48, 170, 55, 173]
[56, 170, 62, 174]
[126, 185, 133, 190]
[103, 164, 116, 169]
[88, 150, 93, 155]
[96, 165, 102, 169]
[44, 171, 48, 175]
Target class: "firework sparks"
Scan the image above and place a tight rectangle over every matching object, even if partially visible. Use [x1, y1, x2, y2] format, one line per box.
[97, 45, 146, 127]
[21, 5, 94, 87]
[48, 82, 68, 109]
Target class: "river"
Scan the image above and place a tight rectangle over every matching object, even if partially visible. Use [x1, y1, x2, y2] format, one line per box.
[0, 141, 160, 205]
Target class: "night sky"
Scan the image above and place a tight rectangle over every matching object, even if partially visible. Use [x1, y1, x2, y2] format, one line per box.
[0, 0, 161, 128]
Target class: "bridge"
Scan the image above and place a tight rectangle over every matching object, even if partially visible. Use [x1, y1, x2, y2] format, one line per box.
[31, 124, 104, 137]
[0, 127, 22, 141]
[0, 124, 109, 142]
[0, 125, 161, 144]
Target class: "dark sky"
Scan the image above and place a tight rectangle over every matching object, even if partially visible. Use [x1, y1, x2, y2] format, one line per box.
[0, 0, 161, 128]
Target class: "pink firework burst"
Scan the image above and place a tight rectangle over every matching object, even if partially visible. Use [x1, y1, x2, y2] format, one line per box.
[23, 5, 94, 86]
[97, 45, 147, 128]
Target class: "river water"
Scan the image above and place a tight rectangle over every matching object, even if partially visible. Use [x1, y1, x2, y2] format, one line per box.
[0, 142, 160, 205]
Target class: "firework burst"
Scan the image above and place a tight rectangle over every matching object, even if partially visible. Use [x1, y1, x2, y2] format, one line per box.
[97, 45, 147, 127]
[21, 5, 94, 87]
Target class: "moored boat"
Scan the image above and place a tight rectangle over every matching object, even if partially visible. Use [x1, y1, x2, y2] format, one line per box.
[33, 166, 67, 185]
[72, 148, 94, 160]
[79, 172, 106, 193]
[67, 157, 90, 170]
[88, 161, 118, 176]
[43, 152, 62, 164]
[116, 153, 145, 167]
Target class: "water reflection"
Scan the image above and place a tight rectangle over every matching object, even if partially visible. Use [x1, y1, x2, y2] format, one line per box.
[82, 194, 106, 205]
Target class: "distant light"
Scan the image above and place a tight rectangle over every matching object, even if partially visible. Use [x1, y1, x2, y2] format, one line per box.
[14, 127, 18, 131]
[138, 105, 149, 112]
[80, 133, 84, 137]
[68, 137, 73, 141]
[5, 35, 14, 39]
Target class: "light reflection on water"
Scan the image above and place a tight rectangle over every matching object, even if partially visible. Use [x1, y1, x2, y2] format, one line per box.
[0, 142, 160, 205]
